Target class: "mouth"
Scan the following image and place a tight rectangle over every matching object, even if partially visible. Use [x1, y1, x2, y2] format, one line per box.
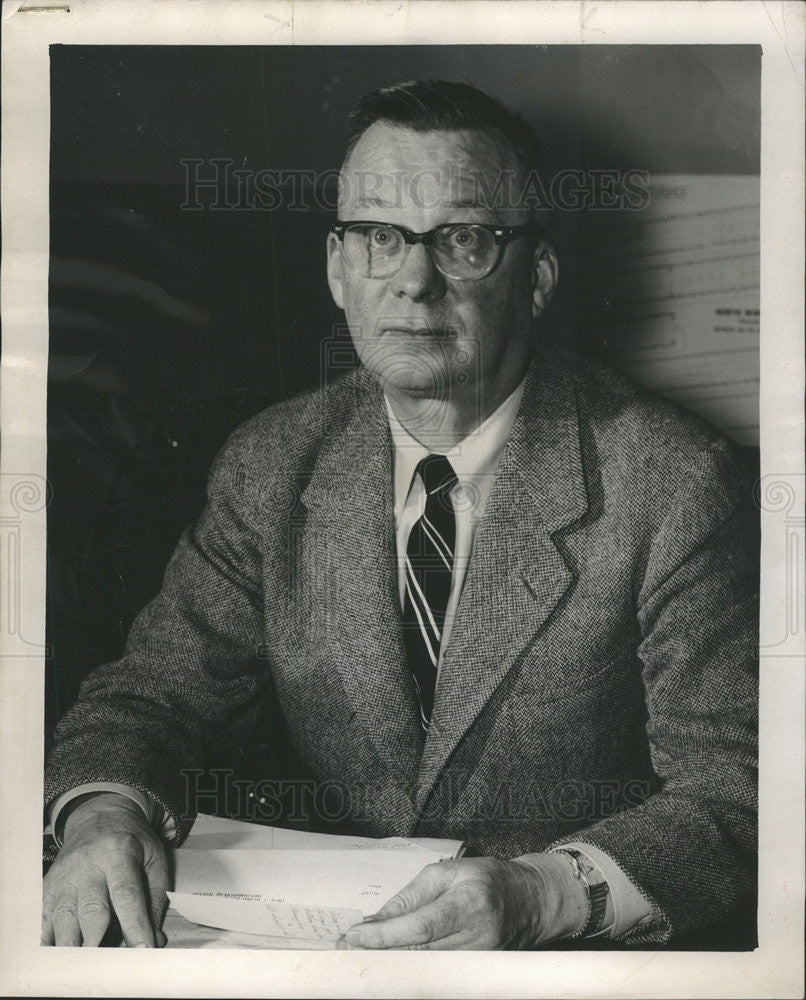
[380, 326, 454, 338]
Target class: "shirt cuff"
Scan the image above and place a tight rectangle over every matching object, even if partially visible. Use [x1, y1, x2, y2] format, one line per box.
[551, 841, 654, 939]
[48, 782, 175, 846]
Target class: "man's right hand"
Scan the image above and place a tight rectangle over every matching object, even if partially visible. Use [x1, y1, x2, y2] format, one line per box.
[42, 792, 169, 947]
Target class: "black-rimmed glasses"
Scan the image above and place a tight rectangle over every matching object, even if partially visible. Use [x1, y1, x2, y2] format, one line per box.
[331, 221, 540, 281]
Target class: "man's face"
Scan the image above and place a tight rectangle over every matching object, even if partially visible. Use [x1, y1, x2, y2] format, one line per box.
[326, 123, 556, 411]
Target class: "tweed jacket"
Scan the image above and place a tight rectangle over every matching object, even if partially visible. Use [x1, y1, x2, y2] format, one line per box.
[45, 348, 759, 945]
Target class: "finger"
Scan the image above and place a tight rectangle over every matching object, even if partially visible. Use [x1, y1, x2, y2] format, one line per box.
[41, 888, 56, 946]
[400, 932, 469, 951]
[108, 871, 156, 948]
[51, 890, 83, 947]
[368, 862, 452, 921]
[342, 894, 464, 949]
[143, 843, 169, 938]
[76, 891, 113, 947]
[338, 930, 469, 952]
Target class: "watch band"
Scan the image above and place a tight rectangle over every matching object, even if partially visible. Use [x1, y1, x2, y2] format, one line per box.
[554, 848, 611, 938]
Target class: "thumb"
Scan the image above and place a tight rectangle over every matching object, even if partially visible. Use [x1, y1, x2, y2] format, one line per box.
[369, 861, 452, 920]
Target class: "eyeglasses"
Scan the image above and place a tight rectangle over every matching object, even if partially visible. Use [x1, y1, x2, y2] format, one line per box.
[331, 221, 541, 281]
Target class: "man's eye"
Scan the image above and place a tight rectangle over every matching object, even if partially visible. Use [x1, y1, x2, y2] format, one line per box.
[369, 227, 396, 246]
[447, 227, 480, 249]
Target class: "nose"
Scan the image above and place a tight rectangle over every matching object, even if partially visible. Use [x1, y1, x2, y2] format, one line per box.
[388, 242, 445, 301]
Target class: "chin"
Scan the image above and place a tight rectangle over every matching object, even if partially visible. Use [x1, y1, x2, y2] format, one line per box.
[358, 340, 453, 395]
[371, 367, 446, 398]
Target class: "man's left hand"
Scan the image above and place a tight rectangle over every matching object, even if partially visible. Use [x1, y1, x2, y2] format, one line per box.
[336, 854, 587, 950]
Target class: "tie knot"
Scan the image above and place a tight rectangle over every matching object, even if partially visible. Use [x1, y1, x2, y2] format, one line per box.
[417, 454, 457, 496]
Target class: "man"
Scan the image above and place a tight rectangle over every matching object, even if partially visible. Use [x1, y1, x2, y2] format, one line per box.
[42, 80, 758, 950]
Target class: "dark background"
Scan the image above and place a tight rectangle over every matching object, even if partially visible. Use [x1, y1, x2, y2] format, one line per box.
[46, 45, 760, 948]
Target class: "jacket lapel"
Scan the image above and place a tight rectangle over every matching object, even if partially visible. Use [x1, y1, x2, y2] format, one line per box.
[416, 352, 589, 803]
[299, 372, 424, 788]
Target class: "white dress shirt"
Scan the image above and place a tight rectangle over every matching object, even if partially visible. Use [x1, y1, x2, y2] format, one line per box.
[386, 378, 526, 678]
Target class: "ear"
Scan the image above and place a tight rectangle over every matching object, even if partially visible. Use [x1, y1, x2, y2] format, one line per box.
[326, 231, 345, 310]
[531, 241, 558, 319]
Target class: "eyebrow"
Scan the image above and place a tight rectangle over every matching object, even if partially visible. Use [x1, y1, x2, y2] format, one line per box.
[350, 196, 490, 210]
[445, 198, 489, 209]
[352, 196, 397, 209]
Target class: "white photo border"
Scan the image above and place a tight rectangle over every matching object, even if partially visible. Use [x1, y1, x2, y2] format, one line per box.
[1, 2, 803, 997]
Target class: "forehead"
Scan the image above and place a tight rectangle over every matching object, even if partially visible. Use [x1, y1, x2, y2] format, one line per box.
[339, 122, 519, 215]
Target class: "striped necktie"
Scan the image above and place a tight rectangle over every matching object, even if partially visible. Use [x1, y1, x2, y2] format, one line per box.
[402, 454, 458, 730]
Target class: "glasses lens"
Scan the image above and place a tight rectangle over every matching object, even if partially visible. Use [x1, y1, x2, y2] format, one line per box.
[433, 225, 497, 279]
[342, 224, 404, 277]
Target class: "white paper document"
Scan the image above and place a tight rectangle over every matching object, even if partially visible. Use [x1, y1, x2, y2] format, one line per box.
[173, 846, 450, 914]
[166, 892, 362, 942]
[166, 815, 465, 944]
[180, 812, 464, 858]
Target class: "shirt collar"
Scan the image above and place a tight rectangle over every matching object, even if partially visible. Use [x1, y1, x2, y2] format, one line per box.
[385, 376, 527, 517]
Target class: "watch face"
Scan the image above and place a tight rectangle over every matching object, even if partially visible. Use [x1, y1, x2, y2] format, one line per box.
[578, 856, 606, 886]
[560, 850, 610, 937]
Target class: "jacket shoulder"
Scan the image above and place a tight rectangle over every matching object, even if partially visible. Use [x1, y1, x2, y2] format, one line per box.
[211, 367, 375, 477]
[554, 350, 748, 471]
[541, 351, 758, 540]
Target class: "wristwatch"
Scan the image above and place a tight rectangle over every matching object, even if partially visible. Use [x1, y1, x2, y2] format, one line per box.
[554, 848, 611, 939]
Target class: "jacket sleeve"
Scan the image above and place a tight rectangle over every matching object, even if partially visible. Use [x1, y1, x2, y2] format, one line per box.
[44, 425, 268, 845]
[551, 439, 759, 944]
